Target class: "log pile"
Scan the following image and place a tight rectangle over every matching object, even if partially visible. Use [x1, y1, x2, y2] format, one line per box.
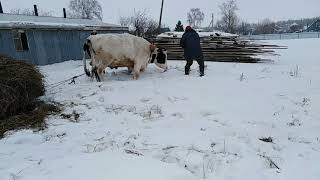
[151, 36, 287, 63]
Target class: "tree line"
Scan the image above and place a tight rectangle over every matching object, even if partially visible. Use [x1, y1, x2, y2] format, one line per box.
[179, 0, 319, 35]
[9, 0, 103, 20]
[9, 0, 320, 36]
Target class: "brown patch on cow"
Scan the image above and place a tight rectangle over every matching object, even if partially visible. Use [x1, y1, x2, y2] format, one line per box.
[93, 49, 135, 76]
[95, 50, 114, 65]
[109, 58, 134, 68]
[149, 44, 156, 52]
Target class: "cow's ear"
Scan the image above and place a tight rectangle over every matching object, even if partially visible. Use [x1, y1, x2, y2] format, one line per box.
[149, 44, 156, 52]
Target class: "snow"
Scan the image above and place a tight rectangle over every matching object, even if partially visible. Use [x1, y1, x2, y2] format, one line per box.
[0, 20, 90, 28]
[1, 38, 320, 180]
[290, 22, 299, 27]
[0, 13, 121, 28]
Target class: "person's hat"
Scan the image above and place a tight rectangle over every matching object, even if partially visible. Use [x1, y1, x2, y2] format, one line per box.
[185, 26, 192, 31]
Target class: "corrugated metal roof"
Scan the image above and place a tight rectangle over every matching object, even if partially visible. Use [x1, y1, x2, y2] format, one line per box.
[0, 13, 126, 30]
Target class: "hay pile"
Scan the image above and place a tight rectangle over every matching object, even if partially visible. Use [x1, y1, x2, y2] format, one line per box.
[0, 55, 60, 138]
[0, 55, 45, 119]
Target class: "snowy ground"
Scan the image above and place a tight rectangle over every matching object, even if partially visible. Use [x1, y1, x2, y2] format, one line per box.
[1, 38, 320, 180]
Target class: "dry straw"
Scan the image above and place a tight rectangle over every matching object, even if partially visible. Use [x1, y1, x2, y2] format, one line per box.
[0, 55, 60, 138]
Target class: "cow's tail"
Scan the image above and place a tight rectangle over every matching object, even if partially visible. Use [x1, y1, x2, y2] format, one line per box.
[83, 40, 91, 77]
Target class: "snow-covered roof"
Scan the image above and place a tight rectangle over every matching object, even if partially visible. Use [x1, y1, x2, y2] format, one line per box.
[157, 31, 239, 39]
[0, 13, 127, 30]
[290, 22, 299, 27]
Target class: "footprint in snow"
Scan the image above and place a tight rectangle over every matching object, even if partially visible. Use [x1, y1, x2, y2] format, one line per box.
[200, 111, 219, 117]
[99, 96, 105, 103]
[99, 85, 114, 92]
[171, 112, 184, 119]
[167, 96, 188, 103]
[140, 97, 151, 103]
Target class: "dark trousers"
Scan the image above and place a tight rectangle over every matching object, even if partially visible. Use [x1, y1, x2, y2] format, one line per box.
[185, 57, 204, 75]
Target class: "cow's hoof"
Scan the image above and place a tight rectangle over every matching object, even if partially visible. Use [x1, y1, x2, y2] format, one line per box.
[94, 72, 101, 82]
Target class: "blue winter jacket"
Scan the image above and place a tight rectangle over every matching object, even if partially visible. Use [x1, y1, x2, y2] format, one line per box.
[180, 29, 203, 60]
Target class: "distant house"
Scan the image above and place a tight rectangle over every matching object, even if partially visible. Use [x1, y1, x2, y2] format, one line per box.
[306, 19, 320, 32]
[289, 22, 303, 33]
[0, 13, 128, 65]
[274, 24, 288, 34]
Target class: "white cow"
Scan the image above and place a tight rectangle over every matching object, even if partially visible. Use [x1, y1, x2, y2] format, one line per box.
[83, 33, 168, 81]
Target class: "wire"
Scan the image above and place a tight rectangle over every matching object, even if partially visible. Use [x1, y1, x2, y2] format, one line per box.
[46, 73, 86, 90]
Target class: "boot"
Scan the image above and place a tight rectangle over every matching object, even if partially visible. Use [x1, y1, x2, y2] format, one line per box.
[199, 65, 204, 77]
[185, 66, 190, 75]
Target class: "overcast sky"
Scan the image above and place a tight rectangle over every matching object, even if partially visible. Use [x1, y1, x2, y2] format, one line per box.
[1, 0, 320, 28]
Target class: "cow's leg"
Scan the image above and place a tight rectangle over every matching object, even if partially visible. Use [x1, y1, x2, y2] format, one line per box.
[127, 66, 133, 74]
[91, 58, 102, 81]
[91, 59, 103, 82]
[95, 59, 113, 81]
[91, 65, 97, 80]
[97, 67, 105, 81]
[133, 63, 142, 80]
[88, 50, 97, 79]
[140, 59, 149, 73]
[94, 70, 101, 82]
[97, 63, 109, 81]
[140, 66, 146, 72]
[91, 65, 100, 82]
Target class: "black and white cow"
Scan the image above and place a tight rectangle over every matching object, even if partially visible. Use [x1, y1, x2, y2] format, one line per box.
[83, 33, 168, 81]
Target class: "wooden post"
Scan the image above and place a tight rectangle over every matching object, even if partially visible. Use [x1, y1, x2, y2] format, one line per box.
[158, 0, 164, 32]
[63, 8, 67, 18]
[0, 1, 3, 14]
[34, 5, 38, 16]
[211, 13, 214, 31]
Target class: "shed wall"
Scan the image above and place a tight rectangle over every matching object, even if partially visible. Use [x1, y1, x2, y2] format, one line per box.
[0, 29, 126, 65]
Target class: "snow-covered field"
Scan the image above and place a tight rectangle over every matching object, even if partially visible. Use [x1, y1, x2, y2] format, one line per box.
[1, 38, 320, 180]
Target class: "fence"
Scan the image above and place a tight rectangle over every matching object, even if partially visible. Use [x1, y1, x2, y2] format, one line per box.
[241, 32, 320, 40]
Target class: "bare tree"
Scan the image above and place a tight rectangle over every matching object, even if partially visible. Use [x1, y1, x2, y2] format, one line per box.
[238, 21, 252, 35]
[216, 0, 239, 33]
[10, 8, 53, 16]
[68, 0, 103, 20]
[254, 19, 277, 34]
[119, 16, 131, 27]
[131, 10, 148, 37]
[119, 10, 160, 37]
[145, 19, 159, 37]
[187, 8, 205, 28]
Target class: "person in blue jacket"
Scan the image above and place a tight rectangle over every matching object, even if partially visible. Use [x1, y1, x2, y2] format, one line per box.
[180, 26, 204, 76]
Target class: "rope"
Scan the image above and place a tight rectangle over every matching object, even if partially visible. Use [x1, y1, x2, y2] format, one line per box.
[46, 73, 86, 90]
[46, 63, 169, 91]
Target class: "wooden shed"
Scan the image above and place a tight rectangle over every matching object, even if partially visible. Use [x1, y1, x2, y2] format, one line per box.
[0, 13, 128, 65]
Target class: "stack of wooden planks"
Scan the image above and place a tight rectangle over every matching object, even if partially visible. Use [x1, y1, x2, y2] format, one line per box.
[151, 36, 287, 63]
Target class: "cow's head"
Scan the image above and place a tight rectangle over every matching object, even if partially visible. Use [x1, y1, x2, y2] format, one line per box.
[149, 44, 168, 71]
